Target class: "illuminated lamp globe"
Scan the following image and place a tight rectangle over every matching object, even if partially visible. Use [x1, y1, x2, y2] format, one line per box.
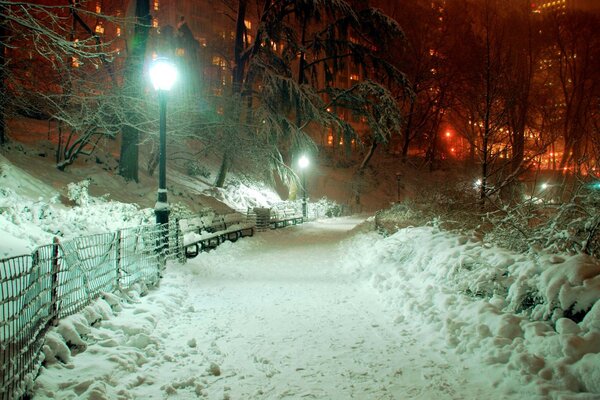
[149, 58, 177, 91]
[298, 155, 310, 169]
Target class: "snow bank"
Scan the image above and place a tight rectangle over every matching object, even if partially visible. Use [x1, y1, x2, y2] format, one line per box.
[0, 184, 153, 258]
[203, 178, 282, 210]
[341, 226, 600, 399]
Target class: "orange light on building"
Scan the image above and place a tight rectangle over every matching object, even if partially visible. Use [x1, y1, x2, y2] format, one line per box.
[445, 131, 451, 138]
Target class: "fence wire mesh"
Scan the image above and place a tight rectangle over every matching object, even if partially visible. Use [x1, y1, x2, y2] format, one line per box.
[0, 222, 183, 400]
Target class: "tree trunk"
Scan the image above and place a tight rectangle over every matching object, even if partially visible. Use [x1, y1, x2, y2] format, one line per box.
[214, 151, 230, 188]
[0, 19, 7, 146]
[118, 0, 151, 182]
[358, 141, 378, 174]
[401, 97, 416, 163]
[119, 126, 140, 182]
[232, 0, 247, 95]
[214, 0, 248, 188]
[480, 6, 492, 209]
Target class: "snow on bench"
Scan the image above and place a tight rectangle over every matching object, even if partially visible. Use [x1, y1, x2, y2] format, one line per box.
[179, 213, 254, 258]
[269, 205, 304, 229]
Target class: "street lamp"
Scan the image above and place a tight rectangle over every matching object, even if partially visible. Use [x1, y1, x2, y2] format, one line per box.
[395, 172, 402, 202]
[149, 58, 177, 249]
[298, 155, 309, 219]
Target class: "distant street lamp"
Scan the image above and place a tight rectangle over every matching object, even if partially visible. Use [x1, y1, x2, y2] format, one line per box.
[149, 58, 177, 249]
[395, 172, 402, 202]
[298, 155, 310, 219]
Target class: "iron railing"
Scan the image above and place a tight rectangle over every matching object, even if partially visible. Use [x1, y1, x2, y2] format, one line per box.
[0, 221, 182, 400]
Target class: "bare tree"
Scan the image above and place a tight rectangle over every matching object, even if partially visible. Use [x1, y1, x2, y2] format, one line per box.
[547, 11, 600, 173]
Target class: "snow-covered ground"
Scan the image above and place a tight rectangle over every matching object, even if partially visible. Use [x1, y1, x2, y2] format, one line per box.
[32, 218, 513, 399]
[1, 144, 599, 399]
[26, 218, 599, 400]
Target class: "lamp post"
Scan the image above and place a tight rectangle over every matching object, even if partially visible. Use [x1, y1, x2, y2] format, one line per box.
[149, 58, 177, 250]
[395, 172, 402, 202]
[298, 155, 309, 219]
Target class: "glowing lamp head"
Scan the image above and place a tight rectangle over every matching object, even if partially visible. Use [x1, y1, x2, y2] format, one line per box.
[149, 58, 177, 91]
[298, 155, 309, 169]
[541, 183, 549, 190]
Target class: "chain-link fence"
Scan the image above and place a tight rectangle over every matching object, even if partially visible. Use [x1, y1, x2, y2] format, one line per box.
[0, 221, 182, 400]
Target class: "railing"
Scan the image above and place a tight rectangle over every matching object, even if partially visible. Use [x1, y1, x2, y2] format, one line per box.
[0, 220, 182, 400]
[1, 201, 318, 399]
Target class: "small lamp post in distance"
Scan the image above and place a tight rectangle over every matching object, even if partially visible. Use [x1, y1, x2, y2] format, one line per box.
[395, 172, 402, 202]
[298, 155, 310, 219]
[149, 58, 177, 251]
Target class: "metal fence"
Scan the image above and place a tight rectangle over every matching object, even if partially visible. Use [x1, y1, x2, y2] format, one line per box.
[0, 221, 182, 400]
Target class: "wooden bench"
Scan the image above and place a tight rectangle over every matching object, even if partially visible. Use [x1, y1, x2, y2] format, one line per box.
[179, 213, 254, 258]
[269, 206, 304, 229]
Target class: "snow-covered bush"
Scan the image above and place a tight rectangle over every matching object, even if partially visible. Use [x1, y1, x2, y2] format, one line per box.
[309, 197, 347, 219]
[67, 179, 92, 206]
[375, 201, 429, 235]
[311, 197, 345, 218]
[185, 161, 211, 179]
[375, 181, 481, 235]
[486, 190, 600, 259]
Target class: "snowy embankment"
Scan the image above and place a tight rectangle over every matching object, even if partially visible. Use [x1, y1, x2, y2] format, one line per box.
[342, 225, 600, 399]
[0, 157, 153, 258]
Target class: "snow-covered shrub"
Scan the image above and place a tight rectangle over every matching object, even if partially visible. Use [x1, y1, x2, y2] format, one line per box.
[186, 161, 211, 179]
[310, 197, 347, 219]
[67, 179, 92, 206]
[486, 190, 600, 259]
[375, 201, 429, 235]
[375, 179, 482, 235]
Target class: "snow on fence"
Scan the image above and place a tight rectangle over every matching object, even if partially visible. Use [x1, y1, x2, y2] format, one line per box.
[0, 221, 182, 400]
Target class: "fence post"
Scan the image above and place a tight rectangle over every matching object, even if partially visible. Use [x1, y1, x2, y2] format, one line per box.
[50, 237, 60, 326]
[173, 218, 182, 263]
[115, 230, 122, 290]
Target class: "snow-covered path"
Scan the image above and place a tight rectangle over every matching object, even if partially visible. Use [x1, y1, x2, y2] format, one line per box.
[34, 217, 514, 399]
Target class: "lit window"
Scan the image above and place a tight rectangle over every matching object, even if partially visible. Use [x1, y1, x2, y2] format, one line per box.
[327, 134, 333, 145]
[95, 2, 101, 13]
[95, 24, 104, 34]
[153, 0, 159, 11]
[152, 18, 159, 28]
[72, 57, 80, 68]
[176, 48, 185, 56]
[212, 56, 226, 68]
[116, 27, 121, 36]
[244, 20, 252, 30]
[198, 37, 207, 47]
[350, 74, 359, 81]
[246, 34, 252, 43]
